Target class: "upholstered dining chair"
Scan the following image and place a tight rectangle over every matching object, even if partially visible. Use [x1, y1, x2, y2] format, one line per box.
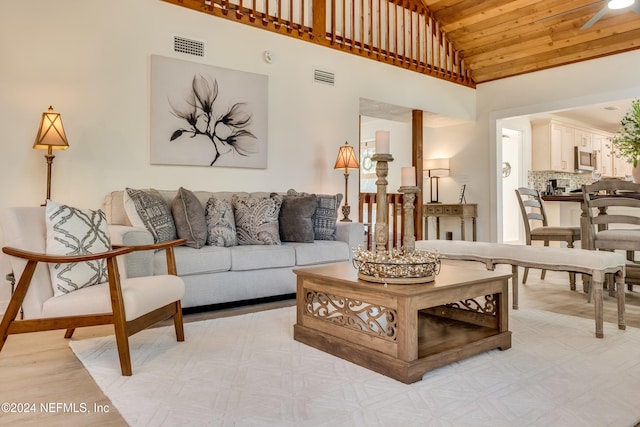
[515, 187, 581, 287]
[582, 179, 640, 294]
[0, 206, 186, 376]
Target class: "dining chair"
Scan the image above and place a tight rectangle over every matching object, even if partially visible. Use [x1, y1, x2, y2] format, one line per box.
[515, 187, 581, 287]
[0, 206, 186, 376]
[582, 179, 640, 294]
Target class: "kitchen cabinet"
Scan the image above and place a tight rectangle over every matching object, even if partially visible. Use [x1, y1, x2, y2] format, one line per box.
[532, 119, 624, 177]
[613, 152, 633, 178]
[531, 120, 575, 172]
[575, 129, 593, 149]
[592, 132, 611, 176]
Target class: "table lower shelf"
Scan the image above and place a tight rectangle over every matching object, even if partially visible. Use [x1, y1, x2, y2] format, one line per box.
[294, 310, 511, 384]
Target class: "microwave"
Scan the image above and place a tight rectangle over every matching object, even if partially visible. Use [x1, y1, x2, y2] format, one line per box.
[575, 146, 596, 171]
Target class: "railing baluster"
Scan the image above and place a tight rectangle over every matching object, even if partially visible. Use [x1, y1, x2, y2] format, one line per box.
[166, 0, 473, 87]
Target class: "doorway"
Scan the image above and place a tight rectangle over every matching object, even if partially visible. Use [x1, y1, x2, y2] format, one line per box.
[501, 128, 523, 244]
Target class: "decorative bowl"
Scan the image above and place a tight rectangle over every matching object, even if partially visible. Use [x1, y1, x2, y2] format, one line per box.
[352, 247, 441, 284]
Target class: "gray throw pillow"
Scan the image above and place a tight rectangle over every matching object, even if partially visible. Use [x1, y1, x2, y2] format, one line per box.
[45, 200, 111, 296]
[205, 197, 237, 247]
[287, 189, 342, 241]
[232, 193, 282, 245]
[172, 187, 207, 249]
[279, 194, 318, 242]
[125, 188, 177, 243]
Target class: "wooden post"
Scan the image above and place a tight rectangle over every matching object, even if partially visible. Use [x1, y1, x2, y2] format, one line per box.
[412, 109, 423, 239]
[312, 0, 326, 40]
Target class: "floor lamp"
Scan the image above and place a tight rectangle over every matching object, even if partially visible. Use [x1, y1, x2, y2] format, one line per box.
[423, 158, 450, 203]
[334, 141, 359, 222]
[33, 106, 69, 205]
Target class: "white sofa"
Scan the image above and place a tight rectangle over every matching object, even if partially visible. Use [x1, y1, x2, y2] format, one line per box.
[103, 190, 364, 310]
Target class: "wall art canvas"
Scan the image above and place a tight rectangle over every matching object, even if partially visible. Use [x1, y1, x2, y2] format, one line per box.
[150, 55, 268, 168]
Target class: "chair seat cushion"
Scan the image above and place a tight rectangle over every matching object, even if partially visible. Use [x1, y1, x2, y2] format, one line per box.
[530, 226, 580, 239]
[595, 229, 640, 243]
[41, 275, 184, 321]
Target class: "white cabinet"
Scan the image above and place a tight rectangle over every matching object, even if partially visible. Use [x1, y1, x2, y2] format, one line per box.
[592, 132, 611, 176]
[613, 152, 633, 178]
[575, 129, 592, 149]
[532, 120, 623, 177]
[532, 120, 575, 172]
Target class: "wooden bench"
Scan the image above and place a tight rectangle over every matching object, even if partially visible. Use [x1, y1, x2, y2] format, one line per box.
[415, 240, 626, 338]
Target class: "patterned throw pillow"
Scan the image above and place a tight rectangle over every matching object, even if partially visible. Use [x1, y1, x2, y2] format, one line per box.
[124, 188, 177, 243]
[232, 193, 282, 245]
[45, 201, 111, 297]
[172, 187, 207, 249]
[279, 194, 317, 242]
[205, 197, 237, 247]
[287, 189, 343, 240]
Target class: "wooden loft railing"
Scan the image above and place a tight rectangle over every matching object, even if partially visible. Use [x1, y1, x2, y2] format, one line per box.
[162, 0, 475, 88]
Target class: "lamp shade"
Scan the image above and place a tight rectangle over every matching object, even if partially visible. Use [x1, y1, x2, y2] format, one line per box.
[423, 158, 450, 177]
[33, 106, 69, 150]
[334, 141, 359, 169]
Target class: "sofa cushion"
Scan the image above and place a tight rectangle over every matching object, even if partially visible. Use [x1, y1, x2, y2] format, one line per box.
[230, 245, 295, 271]
[45, 201, 111, 296]
[172, 187, 207, 249]
[279, 194, 317, 243]
[232, 193, 282, 245]
[287, 189, 342, 241]
[154, 245, 231, 276]
[124, 188, 177, 243]
[284, 240, 350, 266]
[205, 197, 237, 247]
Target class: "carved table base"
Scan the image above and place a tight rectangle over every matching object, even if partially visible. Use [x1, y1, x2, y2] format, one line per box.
[293, 261, 512, 384]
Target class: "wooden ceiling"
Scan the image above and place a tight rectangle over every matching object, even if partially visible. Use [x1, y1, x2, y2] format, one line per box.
[421, 0, 640, 83]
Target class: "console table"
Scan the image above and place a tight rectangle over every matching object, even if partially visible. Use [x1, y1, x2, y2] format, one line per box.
[424, 203, 478, 241]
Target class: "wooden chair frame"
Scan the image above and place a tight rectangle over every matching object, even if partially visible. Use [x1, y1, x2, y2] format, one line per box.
[515, 187, 580, 286]
[0, 239, 186, 376]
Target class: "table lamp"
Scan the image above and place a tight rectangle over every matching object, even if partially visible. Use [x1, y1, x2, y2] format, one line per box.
[334, 141, 359, 222]
[423, 158, 450, 203]
[33, 106, 69, 204]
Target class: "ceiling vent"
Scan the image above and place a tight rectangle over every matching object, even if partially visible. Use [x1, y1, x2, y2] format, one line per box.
[313, 68, 335, 86]
[173, 35, 205, 57]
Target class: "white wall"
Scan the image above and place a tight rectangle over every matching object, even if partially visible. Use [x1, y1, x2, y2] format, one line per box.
[0, 1, 475, 309]
[360, 118, 413, 192]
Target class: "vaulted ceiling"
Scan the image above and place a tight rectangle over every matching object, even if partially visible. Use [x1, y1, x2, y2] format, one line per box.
[421, 0, 640, 83]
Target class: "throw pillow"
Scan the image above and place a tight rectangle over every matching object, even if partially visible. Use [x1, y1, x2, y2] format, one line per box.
[287, 189, 343, 240]
[172, 187, 207, 249]
[45, 200, 111, 297]
[125, 188, 177, 243]
[232, 193, 282, 245]
[279, 194, 317, 242]
[205, 197, 237, 247]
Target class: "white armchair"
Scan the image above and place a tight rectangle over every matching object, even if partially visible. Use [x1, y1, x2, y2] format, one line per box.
[0, 206, 186, 376]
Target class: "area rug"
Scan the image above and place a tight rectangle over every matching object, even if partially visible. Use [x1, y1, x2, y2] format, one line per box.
[70, 307, 640, 427]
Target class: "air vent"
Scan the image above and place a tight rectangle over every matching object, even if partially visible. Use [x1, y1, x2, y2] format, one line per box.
[173, 35, 205, 57]
[313, 68, 335, 86]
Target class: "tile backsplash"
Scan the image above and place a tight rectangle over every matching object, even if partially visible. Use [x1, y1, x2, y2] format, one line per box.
[528, 171, 595, 193]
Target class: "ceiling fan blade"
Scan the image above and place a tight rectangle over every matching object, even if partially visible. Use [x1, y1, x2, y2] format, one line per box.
[581, 5, 609, 29]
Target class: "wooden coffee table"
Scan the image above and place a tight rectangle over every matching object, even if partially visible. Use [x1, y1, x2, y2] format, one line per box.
[293, 261, 512, 384]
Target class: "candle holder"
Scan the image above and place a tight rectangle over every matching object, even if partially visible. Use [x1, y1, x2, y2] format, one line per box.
[372, 153, 393, 253]
[352, 159, 440, 285]
[398, 185, 419, 253]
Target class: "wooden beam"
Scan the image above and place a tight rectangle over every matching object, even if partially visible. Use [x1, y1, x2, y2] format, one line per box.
[412, 109, 424, 240]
